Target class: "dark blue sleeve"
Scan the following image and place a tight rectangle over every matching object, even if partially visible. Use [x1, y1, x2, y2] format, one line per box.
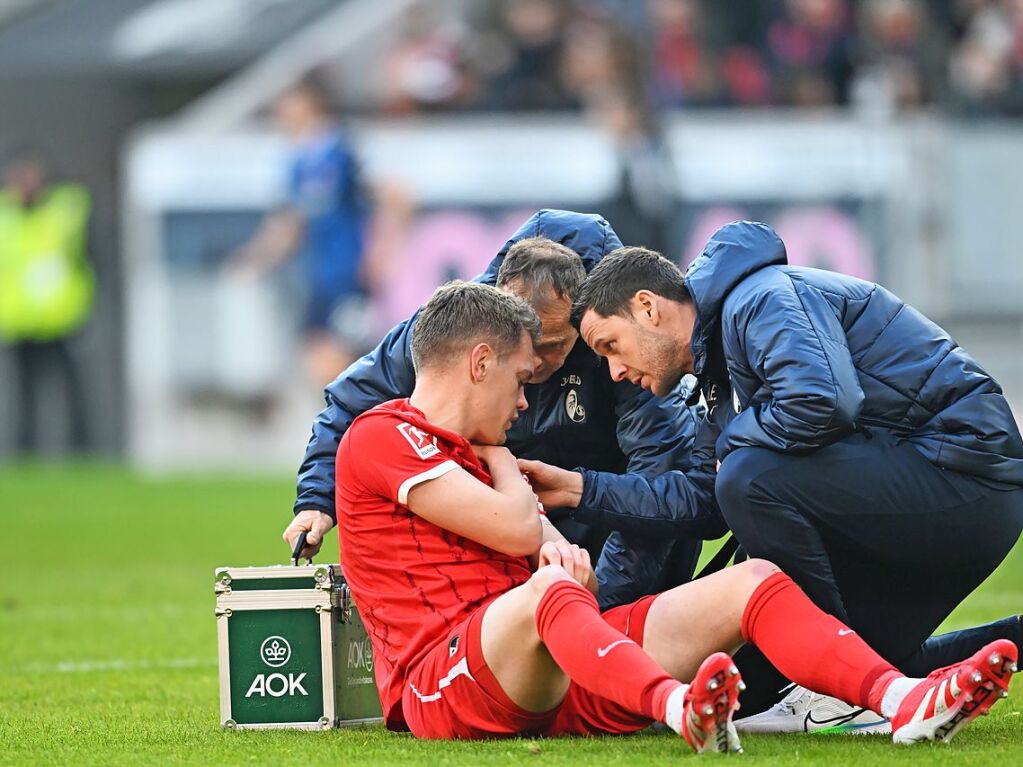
[720, 282, 864, 458]
[572, 380, 726, 538]
[594, 533, 677, 610]
[293, 315, 418, 520]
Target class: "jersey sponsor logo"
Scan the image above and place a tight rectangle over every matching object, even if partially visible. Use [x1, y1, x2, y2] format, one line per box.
[565, 388, 586, 423]
[260, 635, 292, 667]
[397, 422, 440, 459]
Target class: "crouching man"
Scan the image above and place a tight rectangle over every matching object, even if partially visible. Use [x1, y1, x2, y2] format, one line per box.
[335, 280, 1015, 751]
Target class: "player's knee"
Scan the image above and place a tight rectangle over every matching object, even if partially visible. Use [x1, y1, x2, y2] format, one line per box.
[527, 564, 575, 605]
[530, 564, 574, 589]
[731, 558, 782, 600]
[744, 557, 781, 582]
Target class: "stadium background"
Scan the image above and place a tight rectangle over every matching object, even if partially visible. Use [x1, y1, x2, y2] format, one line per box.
[2, 1, 1023, 764]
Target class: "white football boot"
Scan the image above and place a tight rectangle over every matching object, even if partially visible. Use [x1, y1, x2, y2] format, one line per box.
[734, 684, 891, 735]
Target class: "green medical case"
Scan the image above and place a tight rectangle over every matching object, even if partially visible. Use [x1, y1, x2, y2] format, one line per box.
[215, 563, 383, 730]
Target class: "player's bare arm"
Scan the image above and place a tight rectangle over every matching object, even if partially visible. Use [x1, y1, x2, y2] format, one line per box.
[405, 447, 542, 557]
[474, 446, 597, 593]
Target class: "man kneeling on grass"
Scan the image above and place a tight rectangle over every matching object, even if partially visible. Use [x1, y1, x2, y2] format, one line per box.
[335, 281, 1016, 751]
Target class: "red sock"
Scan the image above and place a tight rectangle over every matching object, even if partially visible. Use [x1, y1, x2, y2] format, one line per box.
[535, 580, 680, 722]
[742, 572, 901, 713]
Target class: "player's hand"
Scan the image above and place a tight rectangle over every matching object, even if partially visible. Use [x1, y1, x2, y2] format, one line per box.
[283, 510, 336, 560]
[516, 459, 583, 509]
[537, 539, 595, 592]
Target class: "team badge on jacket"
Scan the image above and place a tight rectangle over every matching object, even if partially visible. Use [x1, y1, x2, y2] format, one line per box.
[565, 389, 586, 423]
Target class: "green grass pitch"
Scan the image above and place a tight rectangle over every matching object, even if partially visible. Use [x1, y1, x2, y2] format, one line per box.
[2, 463, 1021, 765]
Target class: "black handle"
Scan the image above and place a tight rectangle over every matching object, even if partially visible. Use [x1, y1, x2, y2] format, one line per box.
[291, 531, 311, 566]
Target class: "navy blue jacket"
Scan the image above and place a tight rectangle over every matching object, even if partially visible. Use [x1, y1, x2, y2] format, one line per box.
[686, 221, 1023, 485]
[295, 209, 725, 607]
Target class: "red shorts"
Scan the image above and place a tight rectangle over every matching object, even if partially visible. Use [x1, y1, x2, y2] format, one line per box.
[400, 594, 658, 739]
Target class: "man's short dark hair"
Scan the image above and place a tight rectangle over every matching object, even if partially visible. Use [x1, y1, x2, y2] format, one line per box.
[496, 237, 587, 307]
[569, 246, 691, 328]
[412, 281, 541, 372]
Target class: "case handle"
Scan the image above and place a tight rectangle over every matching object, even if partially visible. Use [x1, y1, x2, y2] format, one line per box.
[291, 531, 313, 566]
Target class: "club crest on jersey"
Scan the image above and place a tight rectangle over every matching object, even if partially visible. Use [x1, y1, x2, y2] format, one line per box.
[397, 422, 440, 459]
[565, 388, 586, 423]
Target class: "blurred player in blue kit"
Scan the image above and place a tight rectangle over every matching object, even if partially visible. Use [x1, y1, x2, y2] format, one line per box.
[232, 80, 370, 386]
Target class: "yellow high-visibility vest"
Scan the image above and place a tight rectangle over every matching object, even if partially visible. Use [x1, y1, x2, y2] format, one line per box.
[0, 184, 93, 341]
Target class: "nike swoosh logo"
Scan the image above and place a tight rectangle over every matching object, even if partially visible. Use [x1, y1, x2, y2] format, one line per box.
[804, 708, 887, 731]
[838, 629, 855, 636]
[597, 639, 635, 658]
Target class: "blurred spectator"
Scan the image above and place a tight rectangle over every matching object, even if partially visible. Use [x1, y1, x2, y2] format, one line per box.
[764, 0, 856, 106]
[949, 0, 1023, 114]
[561, 10, 647, 106]
[230, 81, 371, 388]
[0, 148, 93, 454]
[854, 0, 945, 113]
[587, 88, 676, 252]
[646, 0, 727, 107]
[380, 2, 477, 116]
[719, 45, 775, 107]
[480, 0, 576, 110]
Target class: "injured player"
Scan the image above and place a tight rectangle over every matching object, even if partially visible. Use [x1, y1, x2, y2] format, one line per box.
[334, 280, 1016, 752]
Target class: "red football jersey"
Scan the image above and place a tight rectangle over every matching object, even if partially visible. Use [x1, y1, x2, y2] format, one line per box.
[336, 398, 534, 729]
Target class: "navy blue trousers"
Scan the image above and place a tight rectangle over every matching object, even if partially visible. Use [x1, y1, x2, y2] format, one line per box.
[716, 429, 1023, 715]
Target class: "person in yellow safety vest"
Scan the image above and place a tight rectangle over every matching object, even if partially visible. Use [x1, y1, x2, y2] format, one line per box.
[0, 149, 93, 453]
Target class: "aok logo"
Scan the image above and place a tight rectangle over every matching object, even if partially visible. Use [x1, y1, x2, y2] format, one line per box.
[259, 636, 291, 668]
[245, 672, 308, 698]
[347, 637, 374, 672]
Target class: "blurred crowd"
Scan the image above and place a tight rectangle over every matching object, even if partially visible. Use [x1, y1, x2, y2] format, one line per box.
[375, 0, 1023, 118]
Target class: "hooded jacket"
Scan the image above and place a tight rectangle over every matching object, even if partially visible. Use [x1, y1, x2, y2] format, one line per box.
[686, 221, 1023, 485]
[295, 209, 725, 608]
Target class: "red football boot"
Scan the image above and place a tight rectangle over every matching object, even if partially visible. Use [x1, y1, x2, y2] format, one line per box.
[676, 652, 745, 753]
[891, 639, 1017, 745]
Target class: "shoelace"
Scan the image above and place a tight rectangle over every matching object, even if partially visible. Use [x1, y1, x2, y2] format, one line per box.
[775, 684, 816, 715]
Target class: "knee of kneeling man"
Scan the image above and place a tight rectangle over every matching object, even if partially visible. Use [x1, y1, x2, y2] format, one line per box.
[715, 448, 761, 514]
